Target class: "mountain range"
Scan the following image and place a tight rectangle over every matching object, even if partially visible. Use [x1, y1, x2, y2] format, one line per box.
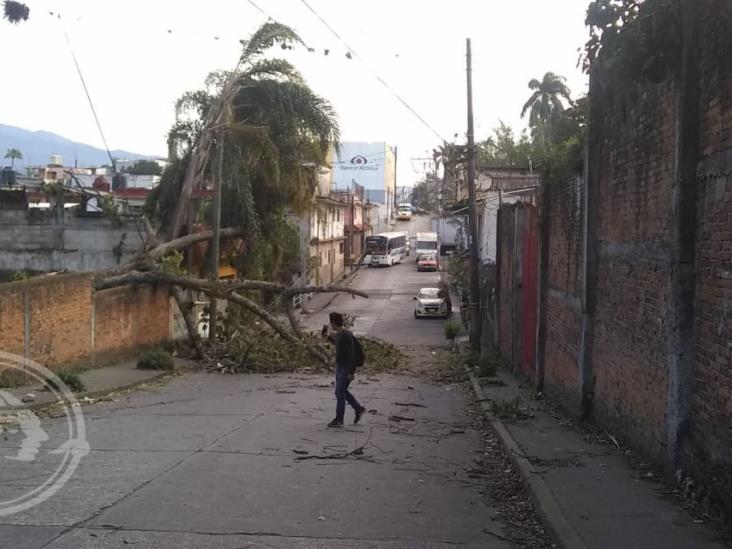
[0, 123, 153, 168]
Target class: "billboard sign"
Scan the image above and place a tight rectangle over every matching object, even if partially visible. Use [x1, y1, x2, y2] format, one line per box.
[333, 142, 386, 191]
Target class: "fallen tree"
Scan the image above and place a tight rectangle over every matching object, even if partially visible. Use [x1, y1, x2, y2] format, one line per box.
[94, 225, 369, 367]
[92, 23, 370, 369]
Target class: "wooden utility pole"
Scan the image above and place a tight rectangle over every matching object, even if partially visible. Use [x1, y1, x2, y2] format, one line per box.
[466, 38, 482, 353]
[208, 135, 224, 342]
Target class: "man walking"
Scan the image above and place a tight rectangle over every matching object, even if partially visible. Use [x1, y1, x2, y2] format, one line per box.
[323, 312, 365, 428]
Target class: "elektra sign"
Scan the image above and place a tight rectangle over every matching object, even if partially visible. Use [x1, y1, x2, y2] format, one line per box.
[333, 143, 386, 190]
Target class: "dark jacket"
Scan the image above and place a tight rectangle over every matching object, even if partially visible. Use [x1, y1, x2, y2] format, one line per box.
[330, 329, 356, 371]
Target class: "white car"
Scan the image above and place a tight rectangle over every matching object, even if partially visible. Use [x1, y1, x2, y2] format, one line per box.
[413, 287, 449, 318]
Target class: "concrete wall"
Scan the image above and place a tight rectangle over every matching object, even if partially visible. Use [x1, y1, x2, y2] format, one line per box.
[0, 210, 144, 272]
[0, 273, 171, 370]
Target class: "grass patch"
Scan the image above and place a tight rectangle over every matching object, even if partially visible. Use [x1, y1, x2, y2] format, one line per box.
[0, 368, 28, 388]
[45, 370, 85, 393]
[490, 398, 524, 420]
[137, 348, 175, 371]
[444, 318, 463, 339]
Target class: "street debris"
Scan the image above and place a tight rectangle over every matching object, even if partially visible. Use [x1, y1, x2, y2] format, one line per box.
[294, 428, 373, 461]
[389, 415, 416, 422]
[394, 402, 426, 408]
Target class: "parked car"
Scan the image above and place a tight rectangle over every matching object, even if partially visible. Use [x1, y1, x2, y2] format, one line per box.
[413, 287, 449, 318]
[396, 208, 412, 221]
[417, 253, 438, 272]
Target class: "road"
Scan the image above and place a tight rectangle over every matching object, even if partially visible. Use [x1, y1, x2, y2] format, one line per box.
[304, 215, 448, 346]
[0, 216, 540, 548]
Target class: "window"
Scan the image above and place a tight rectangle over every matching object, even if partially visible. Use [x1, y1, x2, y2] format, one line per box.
[339, 242, 344, 254]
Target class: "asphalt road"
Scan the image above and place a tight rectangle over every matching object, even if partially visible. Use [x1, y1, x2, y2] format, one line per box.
[0, 216, 519, 549]
[304, 215, 450, 347]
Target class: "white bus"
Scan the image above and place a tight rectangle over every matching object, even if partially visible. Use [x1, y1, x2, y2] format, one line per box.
[415, 231, 439, 260]
[365, 232, 409, 266]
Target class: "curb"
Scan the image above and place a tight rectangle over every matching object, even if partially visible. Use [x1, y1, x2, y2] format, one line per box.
[469, 372, 587, 549]
[12, 370, 176, 413]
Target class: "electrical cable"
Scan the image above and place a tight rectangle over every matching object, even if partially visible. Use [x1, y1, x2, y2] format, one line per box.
[61, 26, 116, 171]
[298, 0, 447, 143]
[245, 0, 270, 18]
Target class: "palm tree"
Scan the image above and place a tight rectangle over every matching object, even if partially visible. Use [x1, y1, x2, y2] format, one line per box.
[521, 72, 572, 144]
[148, 22, 339, 280]
[4, 148, 22, 169]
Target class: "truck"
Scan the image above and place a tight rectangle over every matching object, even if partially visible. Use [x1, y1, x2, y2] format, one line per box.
[415, 231, 439, 261]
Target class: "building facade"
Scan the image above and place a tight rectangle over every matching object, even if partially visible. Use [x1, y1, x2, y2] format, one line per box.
[330, 142, 396, 222]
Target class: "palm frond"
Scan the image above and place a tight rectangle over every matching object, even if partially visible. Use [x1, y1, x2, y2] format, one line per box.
[521, 91, 541, 118]
[246, 59, 304, 83]
[240, 22, 303, 61]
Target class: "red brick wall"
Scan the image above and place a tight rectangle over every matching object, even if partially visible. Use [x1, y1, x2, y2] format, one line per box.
[542, 176, 583, 407]
[0, 285, 25, 357]
[0, 274, 171, 371]
[94, 285, 171, 357]
[591, 84, 677, 460]
[26, 274, 93, 367]
[690, 1, 732, 477]
[533, 2, 732, 479]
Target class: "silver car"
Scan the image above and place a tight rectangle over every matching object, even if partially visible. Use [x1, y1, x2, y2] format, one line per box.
[413, 287, 448, 318]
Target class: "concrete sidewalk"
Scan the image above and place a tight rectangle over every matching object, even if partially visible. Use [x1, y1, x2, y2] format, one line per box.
[2, 358, 188, 411]
[471, 369, 728, 549]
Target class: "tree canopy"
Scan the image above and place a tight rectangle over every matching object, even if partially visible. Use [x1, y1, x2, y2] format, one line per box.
[146, 22, 339, 283]
[125, 159, 163, 176]
[477, 122, 534, 170]
[4, 148, 22, 169]
[521, 72, 572, 144]
[3, 1, 29, 23]
[582, 0, 682, 83]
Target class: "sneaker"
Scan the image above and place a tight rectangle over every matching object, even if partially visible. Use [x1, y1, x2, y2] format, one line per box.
[354, 406, 366, 424]
[327, 419, 344, 428]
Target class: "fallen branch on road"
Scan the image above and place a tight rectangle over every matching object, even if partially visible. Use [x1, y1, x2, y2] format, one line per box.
[294, 428, 373, 461]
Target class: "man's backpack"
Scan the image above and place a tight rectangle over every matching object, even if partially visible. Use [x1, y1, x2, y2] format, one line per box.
[353, 336, 366, 368]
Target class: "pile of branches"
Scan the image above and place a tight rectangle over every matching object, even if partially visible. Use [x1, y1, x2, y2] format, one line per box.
[206, 319, 406, 375]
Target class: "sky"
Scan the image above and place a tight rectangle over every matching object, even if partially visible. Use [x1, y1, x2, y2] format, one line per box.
[0, 0, 590, 186]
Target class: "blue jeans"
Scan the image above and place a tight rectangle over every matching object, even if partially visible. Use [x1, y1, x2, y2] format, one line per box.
[335, 367, 362, 421]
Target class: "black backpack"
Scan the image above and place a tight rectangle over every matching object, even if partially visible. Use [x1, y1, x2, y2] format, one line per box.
[353, 336, 366, 368]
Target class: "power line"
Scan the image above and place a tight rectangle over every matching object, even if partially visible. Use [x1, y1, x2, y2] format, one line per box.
[61, 26, 116, 171]
[298, 0, 447, 143]
[245, 0, 270, 19]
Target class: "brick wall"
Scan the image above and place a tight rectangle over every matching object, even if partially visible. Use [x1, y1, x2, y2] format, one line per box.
[591, 84, 677, 461]
[525, 1, 732, 498]
[94, 285, 172, 359]
[688, 1, 732, 496]
[542, 176, 583, 408]
[0, 273, 171, 371]
[26, 274, 94, 367]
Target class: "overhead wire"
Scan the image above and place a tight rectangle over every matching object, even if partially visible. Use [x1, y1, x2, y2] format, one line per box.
[297, 0, 447, 144]
[59, 20, 116, 171]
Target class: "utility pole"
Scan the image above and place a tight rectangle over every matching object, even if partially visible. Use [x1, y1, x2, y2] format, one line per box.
[208, 134, 224, 343]
[466, 38, 482, 353]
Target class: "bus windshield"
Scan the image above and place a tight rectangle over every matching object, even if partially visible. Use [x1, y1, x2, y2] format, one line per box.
[365, 236, 387, 255]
